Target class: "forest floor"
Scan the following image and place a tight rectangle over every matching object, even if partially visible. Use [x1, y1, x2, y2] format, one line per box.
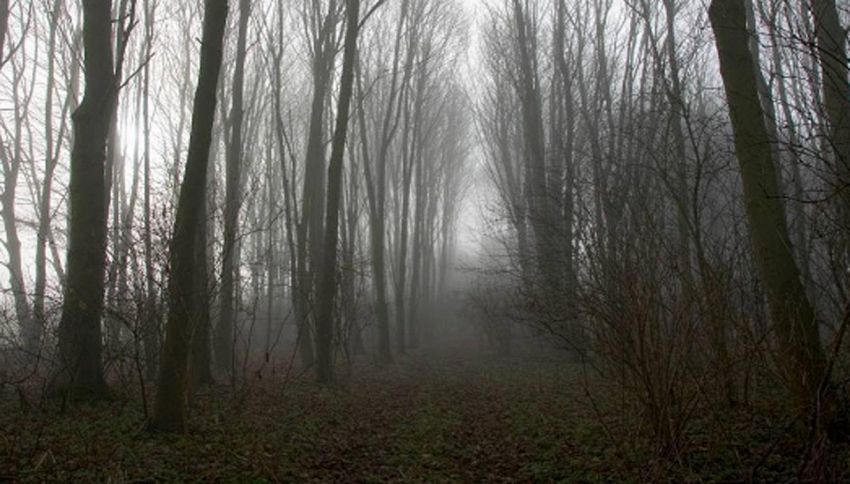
[1, 347, 849, 482]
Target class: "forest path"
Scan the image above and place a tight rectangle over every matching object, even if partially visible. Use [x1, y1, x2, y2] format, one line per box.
[211, 349, 600, 482]
[1, 350, 612, 482]
[5, 350, 850, 482]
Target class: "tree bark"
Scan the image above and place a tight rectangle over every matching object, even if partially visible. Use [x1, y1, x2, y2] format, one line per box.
[53, 0, 117, 398]
[191, 183, 214, 389]
[150, 0, 228, 433]
[709, 0, 829, 420]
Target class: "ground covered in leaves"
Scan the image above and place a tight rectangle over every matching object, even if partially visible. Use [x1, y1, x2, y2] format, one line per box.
[2, 350, 849, 482]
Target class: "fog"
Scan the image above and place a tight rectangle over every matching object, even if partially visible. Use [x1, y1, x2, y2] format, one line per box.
[0, 0, 849, 480]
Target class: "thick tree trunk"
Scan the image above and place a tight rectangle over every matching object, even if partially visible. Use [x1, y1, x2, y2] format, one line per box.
[54, 0, 116, 398]
[192, 157, 215, 388]
[709, 0, 830, 422]
[150, 0, 228, 433]
[191, 222, 214, 389]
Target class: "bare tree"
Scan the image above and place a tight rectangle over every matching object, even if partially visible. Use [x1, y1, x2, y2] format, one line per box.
[54, 0, 134, 397]
[150, 0, 228, 432]
[314, 0, 362, 384]
[217, 0, 252, 376]
[709, 0, 834, 429]
[811, 0, 850, 287]
[0, 2, 34, 353]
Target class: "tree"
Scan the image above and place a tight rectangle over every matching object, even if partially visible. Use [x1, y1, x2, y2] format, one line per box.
[0, 1, 34, 355]
[217, 0, 251, 375]
[357, 0, 411, 363]
[314, 0, 362, 384]
[294, 0, 340, 370]
[33, 0, 74, 357]
[811, 0, 850, 279]
[141, 0, 159, 381]
[510, 0, 561, 299]
[150, 0, 228, 433]
[53, 0, 126, 398]
[708, 0, 831, 425]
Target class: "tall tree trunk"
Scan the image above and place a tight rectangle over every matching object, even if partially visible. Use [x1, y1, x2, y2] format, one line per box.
[511, 0, 560, 299]
[359, 0, 409, 363]
[142, 0, 159, 381]
[709, 0, 832, 424]
[296, 3, 336, 369]
[315, 0, 361, 384]
[192, 130, 218, 389]
[191, 195, 214, 389]
[217, 0, 251, 375]
[33, 0, 67, 355]
[663, 0, 693, 285]
[150, 0, 228, 433]
[811, 0, 850, 291]
[54, 0, 118, 398]
[762, 1, 812, 286]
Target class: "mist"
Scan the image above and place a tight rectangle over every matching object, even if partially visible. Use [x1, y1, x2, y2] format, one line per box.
[1, 0, 849, 480]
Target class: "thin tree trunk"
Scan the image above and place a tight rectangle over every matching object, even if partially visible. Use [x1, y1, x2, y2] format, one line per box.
[142, 0, 159, 381]
[0, 0, 8, 62]
[1, 69, 32, 354]
[32, 0, 67, 355]
[315, 0, 361, 384]
[811, 0, 850, 292]
[511, 0, 560, 299]
[217, 0, 251, 375]
[296, 2, 337, 370]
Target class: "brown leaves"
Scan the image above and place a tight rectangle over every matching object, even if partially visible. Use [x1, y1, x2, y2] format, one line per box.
[1, 352, 848, 481]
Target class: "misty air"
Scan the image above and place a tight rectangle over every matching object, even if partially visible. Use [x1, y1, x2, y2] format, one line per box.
[0, 0, 849, 481]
